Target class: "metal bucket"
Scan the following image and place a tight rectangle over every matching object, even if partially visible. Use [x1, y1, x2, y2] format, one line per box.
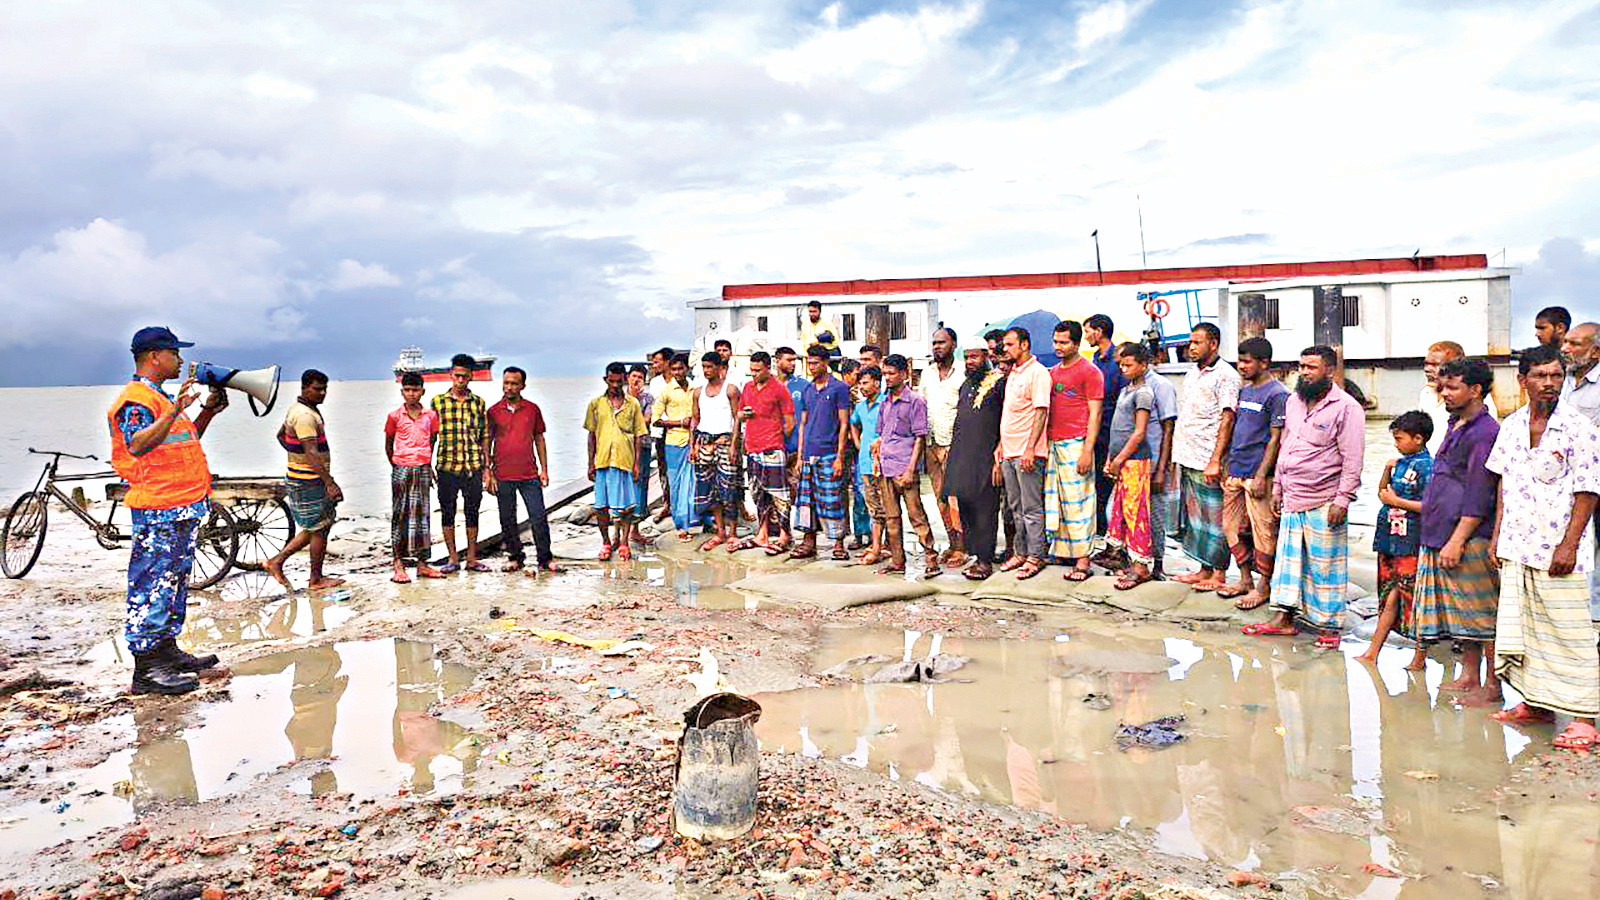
[672, 692, 762, 841]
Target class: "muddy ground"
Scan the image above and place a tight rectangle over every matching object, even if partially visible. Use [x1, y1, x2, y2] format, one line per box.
[3, 509, 1599, 900]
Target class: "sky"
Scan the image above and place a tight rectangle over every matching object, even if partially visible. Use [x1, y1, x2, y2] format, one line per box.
[2, 0, 1598, 387]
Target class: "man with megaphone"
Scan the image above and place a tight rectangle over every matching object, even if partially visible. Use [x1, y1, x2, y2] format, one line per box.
[107, 326, 230, 695]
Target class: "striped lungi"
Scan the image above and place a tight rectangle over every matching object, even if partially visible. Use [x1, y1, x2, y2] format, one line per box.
[693, 433, 740, 512]
[1410, 536, 1499, 641]
[1106, 459, 1153, 565]
[1044, 437, 1096, 559]
[1179, 466, 1229, 568]
[745, 449, 791, 530]
[1494, 562, 1599, 717]
[1270, 506, 1347, 634]
[390, 464, 432, 559]
[793, 454, 845, 539]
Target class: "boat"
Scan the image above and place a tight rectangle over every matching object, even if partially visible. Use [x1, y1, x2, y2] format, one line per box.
[392, 347, 497, 383]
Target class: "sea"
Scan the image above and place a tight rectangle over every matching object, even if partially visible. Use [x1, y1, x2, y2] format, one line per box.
[0, 378, 599, 521]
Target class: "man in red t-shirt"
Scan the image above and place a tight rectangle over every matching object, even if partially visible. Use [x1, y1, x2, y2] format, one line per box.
[1045, 321, 1104, 578]
[736, 351, 796, 552]
[486, 366, 561, 575]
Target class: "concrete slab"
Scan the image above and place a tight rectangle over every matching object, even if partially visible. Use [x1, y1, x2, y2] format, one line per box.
[732, 567, 939, 610]
[969, 571, 1190, 614]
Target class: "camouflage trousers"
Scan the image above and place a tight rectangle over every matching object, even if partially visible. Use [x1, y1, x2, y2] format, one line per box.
[125, 517, 200, 654]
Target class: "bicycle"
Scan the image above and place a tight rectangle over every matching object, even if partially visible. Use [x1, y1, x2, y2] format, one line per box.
[0, 448, 284, 589]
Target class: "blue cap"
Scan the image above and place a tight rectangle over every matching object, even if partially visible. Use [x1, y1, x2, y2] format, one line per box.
[130, 326, 194, 354]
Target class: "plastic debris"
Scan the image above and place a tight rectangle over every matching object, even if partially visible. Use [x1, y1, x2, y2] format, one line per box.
[606, 686, 630, 699]
[1082, 692, 1112, 710]
[340, 824, 359, 837]
[1115, 715, 1186, 751]
[324, 588, 353, 603]
[1403, 769, 1439, 780]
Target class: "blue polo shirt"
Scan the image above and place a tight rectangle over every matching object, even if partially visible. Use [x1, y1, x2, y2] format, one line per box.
[785, 375, 808, 454]
[1092, 344, 1128, 437]
[799, 376, 851, 458]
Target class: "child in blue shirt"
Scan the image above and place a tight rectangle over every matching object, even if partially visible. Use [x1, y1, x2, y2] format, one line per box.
[1356, 411, 1434, 669]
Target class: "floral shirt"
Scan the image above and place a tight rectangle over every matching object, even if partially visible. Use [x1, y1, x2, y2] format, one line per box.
[1173, 359, 1241, 471]
[1485, 404, 1600, 573]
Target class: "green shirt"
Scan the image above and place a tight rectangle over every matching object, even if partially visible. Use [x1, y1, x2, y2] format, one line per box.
[584, 394, 646, 471]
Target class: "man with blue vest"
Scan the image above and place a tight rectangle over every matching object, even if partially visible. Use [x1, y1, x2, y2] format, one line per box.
[107, 327, 230, 695]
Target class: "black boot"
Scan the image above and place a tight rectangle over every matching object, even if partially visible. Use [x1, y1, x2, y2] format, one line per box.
[131, 650, 199, 695]
[158, 637, 218, 672]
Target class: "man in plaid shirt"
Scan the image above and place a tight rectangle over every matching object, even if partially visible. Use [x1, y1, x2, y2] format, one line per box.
[431, 353, 491, 573]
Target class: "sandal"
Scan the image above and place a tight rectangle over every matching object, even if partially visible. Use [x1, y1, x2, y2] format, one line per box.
[1064, 567, 1091, 582]
[698, 537, 724, 552]
[390, 573, 412, 584]
[1491, 703, 1557, 725]
[856, 549, 882, 565]
[617, 546, 633, 562]
[964, 564, 993, 581]
[1014, 558, 1044, 581]
[727, 538, 758, 554]
[1114, 573, 1151, 591]
[678, 531, 693, 543]
[998, 555, 1026, 573]
[1241, 623, 1297, 636]
[1315, 633, 1342, 649]
[765, 543, 791, 557]
[924, 557, 942, 579]
[467, 561, 491, 573]
[541, 561, 565, 573]
[418, 566, 446, 579]
[1233, 595, 1268, 611]
[1189, 579, 1225, 593]
[437, 563, 460, 574]
[1215, 584, 1250, 599]
[1553, 721, 1599, 751]
[877, 563, 906, 575]
[598, 543, 614, 561]
[1171, 572, 1210, 585]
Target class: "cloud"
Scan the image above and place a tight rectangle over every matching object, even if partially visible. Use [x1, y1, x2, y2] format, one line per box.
[1511, 238, 1600, 338]
[329, 258, 401, 290]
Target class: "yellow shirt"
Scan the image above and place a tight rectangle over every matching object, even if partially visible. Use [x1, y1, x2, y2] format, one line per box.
[651, 382, 695, 447]
[799, 315, 841, 352]
[584, 394, 646, 471]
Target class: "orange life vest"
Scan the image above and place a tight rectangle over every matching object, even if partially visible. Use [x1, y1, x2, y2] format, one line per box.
[106, 380, 212, 509]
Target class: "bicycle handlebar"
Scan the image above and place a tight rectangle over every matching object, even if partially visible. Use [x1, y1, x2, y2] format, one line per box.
[28, 448, 100, 462]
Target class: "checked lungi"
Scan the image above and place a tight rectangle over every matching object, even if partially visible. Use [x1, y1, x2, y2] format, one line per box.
[390, 464, 432, 560]
[793, 453, 845, 539]
[693, 433, 740, 512]
[1044, 437, 1096, 560]
[1495, 562, 1599, 717]
[745, 449, 791, 534]
[1270, 506, 1347, 634]
[1411, 536, 1499, 642]
[125, 512, 202, 654]
[1106, 459, 1153, 565]
[286, 477, 336, 533]
[1178, 466, 1229, 569]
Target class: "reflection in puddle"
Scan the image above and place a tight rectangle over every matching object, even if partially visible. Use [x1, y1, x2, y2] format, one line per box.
[85, 592, 358, 667]
[641, 553, 757, 610]
[3, 638, 477, 856]
[754, 625, 1600, 899]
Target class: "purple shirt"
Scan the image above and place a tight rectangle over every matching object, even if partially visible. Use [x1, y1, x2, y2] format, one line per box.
[799, 376, 852, 459]
[875, 387, 928, 479]
[1419, 408, 1499, 549]
[1273, 385, 1365, 513]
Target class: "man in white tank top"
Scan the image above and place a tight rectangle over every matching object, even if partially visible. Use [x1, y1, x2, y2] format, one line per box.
[692, 353, 742, 551]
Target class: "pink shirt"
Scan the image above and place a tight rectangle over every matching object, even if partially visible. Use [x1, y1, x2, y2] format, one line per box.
[1273, 386, 1365, 513]
[999, 355, 1052, 461]
[385, 406, 439, 467]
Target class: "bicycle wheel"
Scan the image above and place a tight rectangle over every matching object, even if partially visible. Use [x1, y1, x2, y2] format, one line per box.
[229, 498, 295, 570]
[189, 503, 240, 590]
[1, 492, 48, 579]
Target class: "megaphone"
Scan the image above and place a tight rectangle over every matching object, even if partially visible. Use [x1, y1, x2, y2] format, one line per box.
[190, 362, 281, 417]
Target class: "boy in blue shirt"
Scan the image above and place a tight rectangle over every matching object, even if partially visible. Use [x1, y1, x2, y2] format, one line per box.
[1356, 411, 1434, 668]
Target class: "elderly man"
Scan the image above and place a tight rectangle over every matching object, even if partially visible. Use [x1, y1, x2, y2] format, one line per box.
[108, 326, 229, 694]
[1411, 358, 1501, 702]
[996, 327, 1053, 580]
[1243, 346, 1364, 649]
[1172, 323, 1241, 592]
[1560, 321, 1600, 619]
[923, 327, 967, 567]
[1488, 344, 1600, 750]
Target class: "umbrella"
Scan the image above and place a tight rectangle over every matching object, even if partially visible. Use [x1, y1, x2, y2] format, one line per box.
[980, 310, 1063, 367]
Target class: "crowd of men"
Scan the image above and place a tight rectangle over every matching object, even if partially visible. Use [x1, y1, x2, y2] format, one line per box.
[108, 307, 1600, 753]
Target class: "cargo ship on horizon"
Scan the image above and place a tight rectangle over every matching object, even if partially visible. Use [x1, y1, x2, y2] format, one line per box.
[392, 346, 497, 383]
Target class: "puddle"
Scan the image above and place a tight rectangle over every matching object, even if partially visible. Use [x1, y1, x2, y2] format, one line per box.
[2, 638, 478, 856]
[753, 624, 1596, 898]
[84, 592, 358, 668]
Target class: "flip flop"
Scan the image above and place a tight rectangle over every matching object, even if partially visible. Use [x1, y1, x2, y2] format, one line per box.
[1064, 568, 1092, 582]
[765, 543, 791, 557]
[390, 573, 412, 584]
[1015, 559, 1043, 580]
[1114, 574, 1151, 591]
[466, 562, 491, 572]
[1315, 633, 1342, 649]
[1241, 623, 1297, 636]
[541, 561, 565, 574]
[1215, 584, 1250, 599]
[418, 567, 446, 579]
[616, 546, 632, 562]
[727, 538, 757, 554]
[1553, 721, 1599, 751]
[1491, 703, 1556, 725]
[437, 563, 460, 574]
[964, 566, 993, 581]
[598, 543, 614, 561]
[698, 537, 724, 552]
[876, 564, 906, 575]
[1233, 595, 1268, 611]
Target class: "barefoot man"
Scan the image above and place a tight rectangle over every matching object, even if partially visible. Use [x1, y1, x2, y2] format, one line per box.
[1488, 344, 1600, 750]
[1243, 346, 1364, 649]
[265, 369, 345, 592]
[1411, 358, 1501, 702]
[1218, 338, 1287, 610]
[1172, 323, 1240, 592]
[109, 326, 229, 694]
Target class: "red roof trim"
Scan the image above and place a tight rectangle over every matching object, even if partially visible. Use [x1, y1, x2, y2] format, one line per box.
[721, 254, 1490, 300]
